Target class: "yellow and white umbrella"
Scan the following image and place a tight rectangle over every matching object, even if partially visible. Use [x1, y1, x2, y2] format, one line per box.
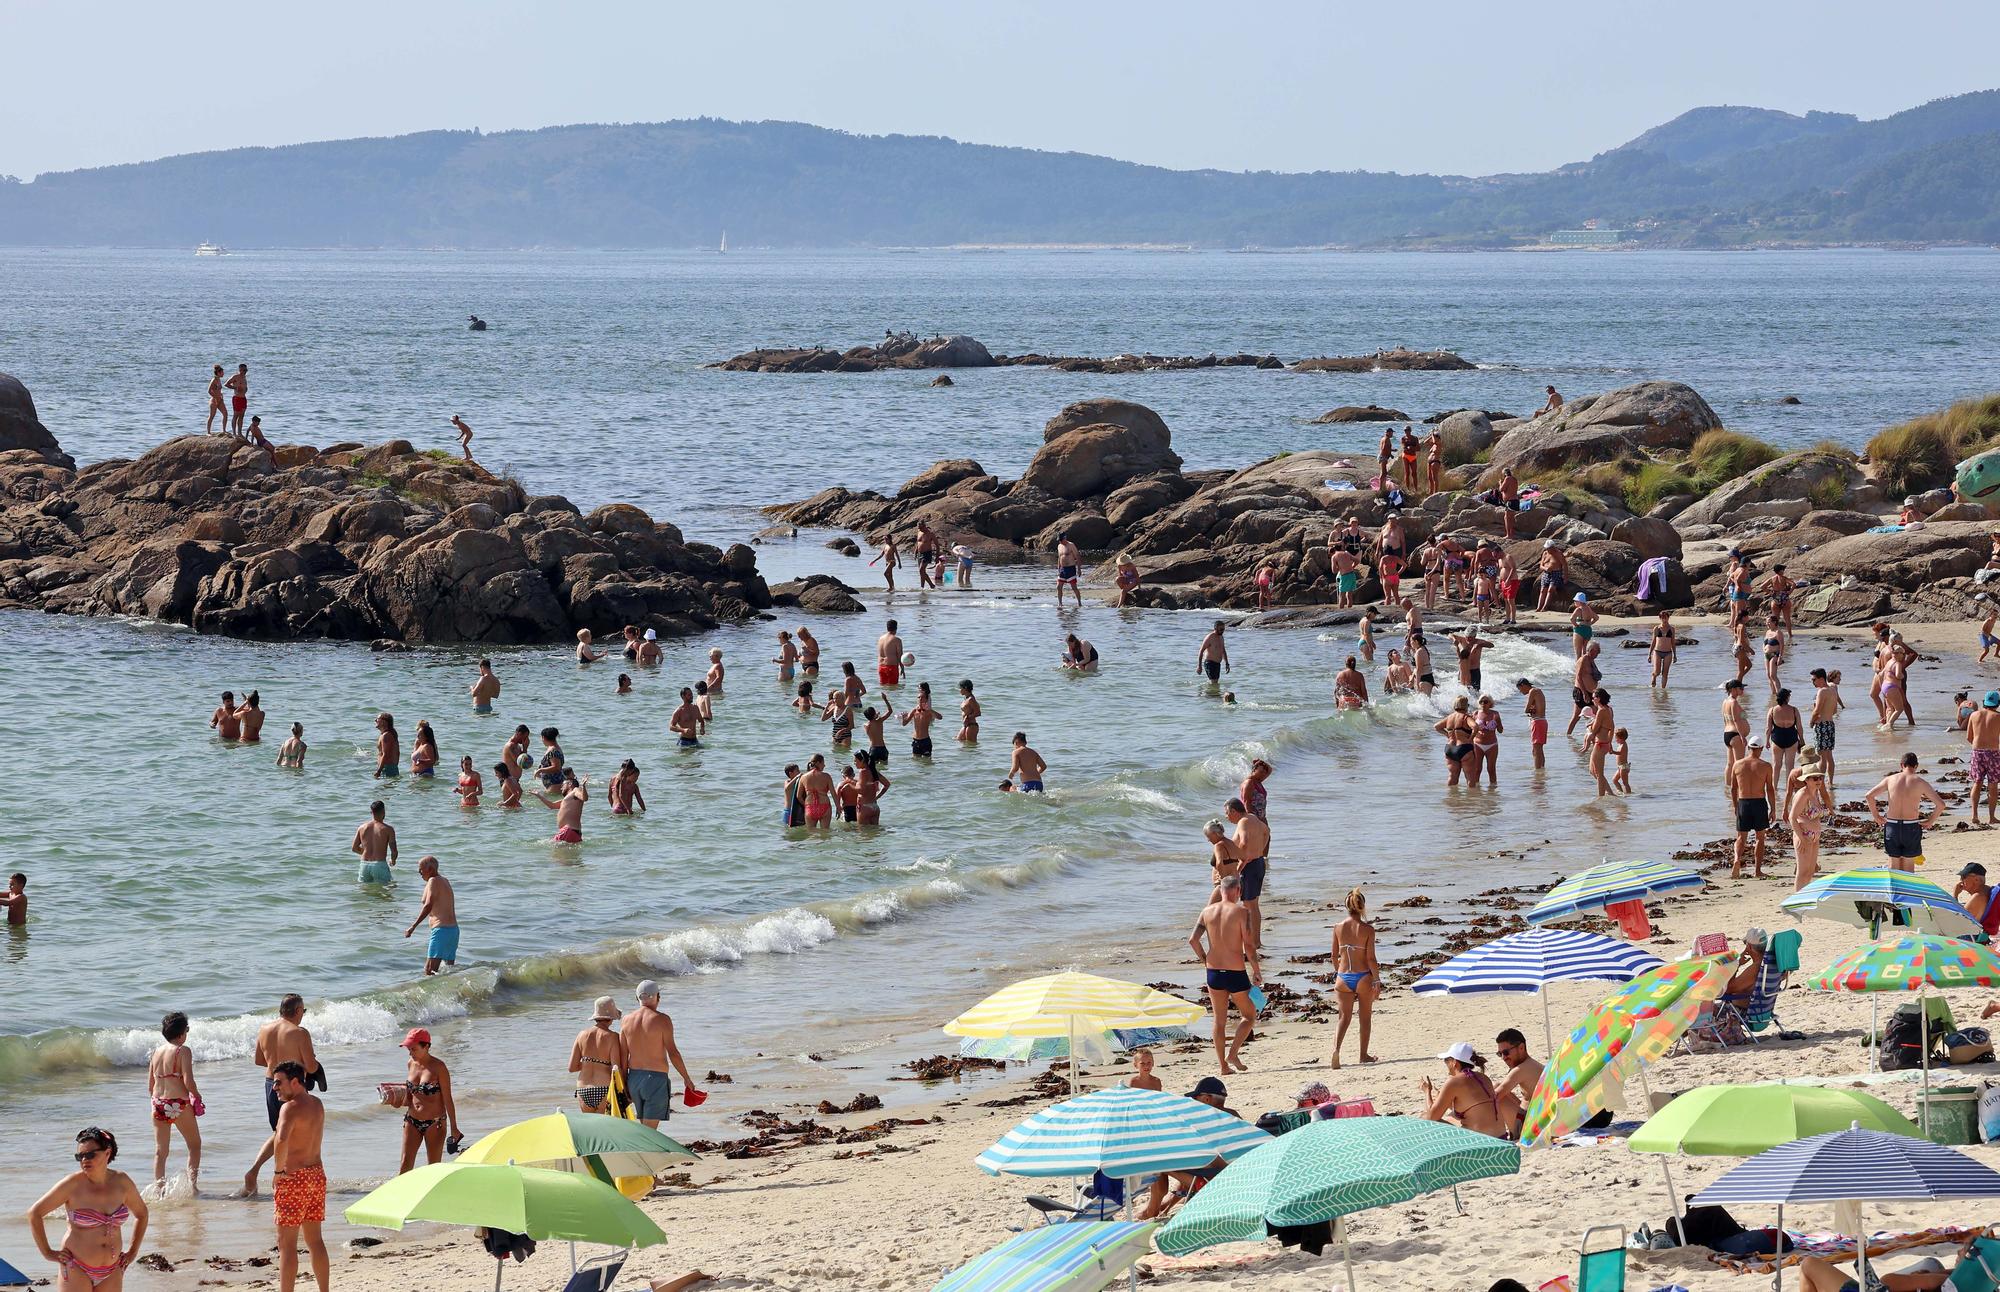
[944, 972, 1203, 1090]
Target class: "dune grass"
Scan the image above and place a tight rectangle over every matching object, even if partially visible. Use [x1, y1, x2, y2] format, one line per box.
[1865, 394, 2000, 497]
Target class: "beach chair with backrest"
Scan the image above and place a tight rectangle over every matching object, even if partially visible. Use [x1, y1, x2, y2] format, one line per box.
[1721, 952, 1794, 1041]
[1577, 1226, 1626, 1292]
[561, 1251, 626, 1292]
[1947, 1228, 2000, 1292]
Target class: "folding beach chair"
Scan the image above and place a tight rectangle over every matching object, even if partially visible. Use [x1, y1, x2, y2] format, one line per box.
[1720, 954, 1797, 1042]
[1577, 1226, 1626, 1292]
[560, 1251, 626, 1292]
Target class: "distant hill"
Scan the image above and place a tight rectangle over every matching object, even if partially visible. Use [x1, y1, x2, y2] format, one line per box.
[2, 91, 1998, 249]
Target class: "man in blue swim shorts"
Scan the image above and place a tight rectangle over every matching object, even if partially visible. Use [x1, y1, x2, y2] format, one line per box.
[404, 855, 458, 975]
[1009, 732, 1047, 794]
[619, 980, 703, 1130]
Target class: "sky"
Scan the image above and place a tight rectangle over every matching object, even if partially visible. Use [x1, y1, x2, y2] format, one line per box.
[5, 1, 1999, 180]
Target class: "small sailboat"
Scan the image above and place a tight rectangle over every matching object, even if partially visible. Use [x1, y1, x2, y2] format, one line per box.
[194, 241, 226, 256]
[719, 230, 728, 254]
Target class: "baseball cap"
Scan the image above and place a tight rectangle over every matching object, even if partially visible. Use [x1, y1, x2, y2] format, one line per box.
[399, 1027, 432, 1049]
[1724, 679, 1744, 690]
[1437, 1041, 1476, 1064]
[1985, 691, 1999, 709]
[636, 979, 660, 1001]
[1188, 1076, 1229, 1100]
[1963, 863, 1989, 879]
[1747, 736, 1766, 749]
[592, 996, 619, 1021]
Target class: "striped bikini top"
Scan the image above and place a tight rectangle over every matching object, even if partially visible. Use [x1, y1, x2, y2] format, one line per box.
[69, 1205, 131, 1229]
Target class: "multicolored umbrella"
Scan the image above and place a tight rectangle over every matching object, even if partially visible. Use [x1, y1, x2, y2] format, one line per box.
[1526, 859, 1705, 925]
[930, 1222, 1157, 1292]
[1519, 955, 1733, 1148]
[945, 973, 1204, 1090]
[1807, 934, 2000, 1100]
[1411, 928, 1663, 1051]
[457, 1111, 697, 1201]
[1155, 1118, 1518, 1288]
[976, 1085, 1270, 1179]
[1782, 869, 1982, 938]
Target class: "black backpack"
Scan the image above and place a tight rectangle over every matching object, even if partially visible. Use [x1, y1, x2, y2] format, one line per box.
[1881, 1003, 1935, 1071]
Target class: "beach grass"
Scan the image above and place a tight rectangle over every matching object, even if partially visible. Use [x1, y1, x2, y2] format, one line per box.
[1865, 393, 2000, 496]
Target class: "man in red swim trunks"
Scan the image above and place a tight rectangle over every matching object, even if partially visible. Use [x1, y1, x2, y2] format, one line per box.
[225, 363, 249, 436]
[270, 1060, 328, 1292]
[876, 618, 904, 686]
[1516, 678, 1548, 770]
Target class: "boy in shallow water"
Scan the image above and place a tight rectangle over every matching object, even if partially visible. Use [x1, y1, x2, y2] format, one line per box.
[1611, 727, 1633, 794]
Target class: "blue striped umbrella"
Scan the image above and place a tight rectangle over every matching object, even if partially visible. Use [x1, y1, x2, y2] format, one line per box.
[931, 1222, 1157, 1292]
[1527, 859, 1705, 925]
[977, 1085, 1271, 1180]
[1692, 1127, 2000, 1289]
[1412, 928, 1664, 1051]
[1781, 868, 1982, 938]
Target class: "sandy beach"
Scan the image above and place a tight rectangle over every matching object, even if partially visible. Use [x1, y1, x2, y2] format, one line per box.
[181, 649, 1997, 1292]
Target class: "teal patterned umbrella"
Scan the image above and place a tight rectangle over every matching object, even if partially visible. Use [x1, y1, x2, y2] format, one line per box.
[1155, 1118, 1518, 1287]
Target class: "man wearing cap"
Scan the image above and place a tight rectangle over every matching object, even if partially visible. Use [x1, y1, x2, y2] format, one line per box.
[1966, 692, 2000, 824]
[1727, 736, 1775, 879]
[1808, 668, 1841, 789]
[620, 982, 702, 1129]
[1721, 679, 1751, 782]
[569, 997, 628, 1114]
[469, 658, 500, 713]
[1956, 865, 2000, 939]
[1865, 752, 1948, 872]
[1138, 1076, 1239, 1219]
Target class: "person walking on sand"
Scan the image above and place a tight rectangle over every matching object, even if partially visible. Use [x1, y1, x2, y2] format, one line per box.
[148, 1011, 203, 1189]
[403, 856, 459, 976]
[29, 1126, 149, 1292]
[1197, 620, 1231, 686]
[267, 1062, 327, 1292]
[351, 800, 398, 885]
[1190, 873, 1261, 1075]
[1515, 678, 1548, 771]
[1728, 737, 1775, 879]
[211, 690, 241, 740]
[876, 618, 905, 687]
[395, 1029, 459, 1174]
[1330, 887, 1379, 1070]
[450, 415, 473, 462]
[621, 981, 703, 1130]
[1008, 732, 1047, 792]
[1968, 691, 2000, 824]
[224, 364, 250, 436]
[1789, 754, 1832, 891]
[243, 995, 320, 1197]
[1227, 797, 1271, 949]
[569, 998, 627, 1114]
[536, 769, 588, 843]
[470, 658, 500, 712]
[1054, 532, 1082, 607]
[1866, 752, 1948, 872]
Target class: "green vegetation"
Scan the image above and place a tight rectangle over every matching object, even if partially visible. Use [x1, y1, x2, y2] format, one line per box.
[1533, 429, 1784, 515]
[1864, 394, 2000, 496]
[1623, 462, 1702, 514]
[420, 448, 455, 463]
[1691, 429, 1780, 481]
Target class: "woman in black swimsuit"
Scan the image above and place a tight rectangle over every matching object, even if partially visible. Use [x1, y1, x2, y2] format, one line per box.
[1766, 687, 1803, 813]
[1432, 697, 1480, 787]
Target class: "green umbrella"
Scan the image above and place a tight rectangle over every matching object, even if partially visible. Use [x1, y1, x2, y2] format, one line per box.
[348, 1162, 665, 1290]
[1155, 1118, 1518, 1288]
[458, 1111, 698, 1182]
[1630, 1084, 1921, 1155]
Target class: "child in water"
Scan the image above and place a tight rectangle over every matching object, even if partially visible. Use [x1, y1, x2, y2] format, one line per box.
[1611, 728, 1632, 794]
[493, 762, 522, 808]
[836, 767, 861, 822]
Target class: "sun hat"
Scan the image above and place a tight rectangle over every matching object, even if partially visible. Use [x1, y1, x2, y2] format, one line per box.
[644, 628, 657, 641]
[1574, 592, 1588, 603]
[592, 996, 619, 1021]
[1296, 1081, 1334, 1106]
[1437, 1041, 1476, 1064]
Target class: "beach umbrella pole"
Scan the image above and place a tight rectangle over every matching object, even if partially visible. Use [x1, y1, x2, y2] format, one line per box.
[1774, 1205, 1784, 1292]
[1540, 990, 1555, 1057]
[1636, 1068, 1685, 1233]
[1341, 1216, 1357, 1291]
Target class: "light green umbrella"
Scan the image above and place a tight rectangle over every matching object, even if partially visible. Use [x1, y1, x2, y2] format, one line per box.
[1155, 1118, 1518, 1288]
[347, 1162, 665, 1290]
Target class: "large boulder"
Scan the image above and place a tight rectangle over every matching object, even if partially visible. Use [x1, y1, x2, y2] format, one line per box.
[1672, 450, 1859, 530]
[770, 575, 866, 613]
[1041, 399, 1171, 446]
[1608, 515, 1683, 560]
[1103, 474, 1196, 531]
[1484, 381, 1722, 482]
[1785, 522, 1991, 593]
[1020, 409, 1183, 499]
[1311, 405, 1408, 424]
[1223, 450, 1376, 502]
[1437, 410, 1495, 463]
[0, 373, 75, 470]
[897, 459, 985, 500]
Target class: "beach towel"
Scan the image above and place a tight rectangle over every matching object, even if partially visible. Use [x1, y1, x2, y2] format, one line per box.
[1636, 557, 1671, 602]
[1606, 898, 1653, 939]
[1867, 524, 1909, 534]
[1707, 1225, 1974, 1275]
[1770, 928, 1802, 974]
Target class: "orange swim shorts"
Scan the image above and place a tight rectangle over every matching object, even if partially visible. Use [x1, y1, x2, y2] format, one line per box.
[275, 1163, 327, 1227]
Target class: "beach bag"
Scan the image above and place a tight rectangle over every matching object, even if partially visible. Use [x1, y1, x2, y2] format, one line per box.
[1948, 1028, 1995, 1066]
[1980, 1084, 2000, 1144]
[1881, 1003, 1933, 1071]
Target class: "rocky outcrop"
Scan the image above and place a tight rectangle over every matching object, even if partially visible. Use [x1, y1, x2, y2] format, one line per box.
[1020, 401, 1184, 498]
[1672, 450, 1869, 530]
[0, 389, 767, 643]
[1483, 381, 1722, 481]
[716, 333, 996, 373]
[1312, 405, 1408, 424]
[1436, 410, 1495, 462]
[1292, 349, 1475, 372]
[997, 352, 1282, 374]
[770, 575, 865, 613]
[0, 372, 77, 479]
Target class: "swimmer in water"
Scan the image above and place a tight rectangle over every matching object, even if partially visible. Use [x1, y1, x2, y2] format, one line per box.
[576, 629, 607, 664]
[704, 648, 725, 697]
[792, 680, 816, 715]
[374, 712, 401, 779]
[609, 760, 645, 815]
[1008, 732, 1047, 793]
[235, 691, 265, 742]
[775, 630, 799, 680]
[470, 658, 500, 712]
[616, 674, 632, 694]
[1061, 634, 1099, 672]
[694, 681, 713, 731]
[1333, 656, 1369, 709]
[900, 682, 938, 758]
[671, 690, 702, 748]
[211, 690, 241, 741]
[492, 762, 521, 808]
[410, 721, 438, 778]
[797, 627, 820, 673]
[957, 679, 980, 743]
[276, 723, 307, 768]
[352, 800, 398, 884]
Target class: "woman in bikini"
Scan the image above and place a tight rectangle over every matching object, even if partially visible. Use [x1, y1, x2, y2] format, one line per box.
[397, 1031, 459, 1173]
[1382, 648, 1414, 694]
[1330, 888, 1379, 1069]
[235, 691, 265, 742]
[205, 364, 227, 435]
[1787, 754, 1833, 891]
[410, 722, 439, 778]
[800, 754, 834, 829]
[147, 1012, 203, 1188]
[453, 756, 483, 808]
[1648, 609, 1677, 688]
[821, 689, 855, 749]
[1766, 688, 1803, 814]
[1472, 694, 1504, 787]
[1421, 1045, 1507, 1138]
[28, 1127, 147, 1290]
[1433, 696, 1480, 786]
[1763, 615, 1786, 693]
[957, 679, 981, 743]
[491, 761, 521, 808]
[853, 749, 889, 827]
[1731, 622, 1755, 685]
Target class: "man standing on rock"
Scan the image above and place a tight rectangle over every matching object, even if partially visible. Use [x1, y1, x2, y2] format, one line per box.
[1866, 752, 1948, 872]
[1967, 691, 2000, 825]
[1197, 621, 1231, 687]
[1498, 467, 1521, 541]
[469, 659, 500, 713]
[1425, 428, 1444, 494]
[1401, 427, 1421, 493]
[914, 520, 940, 589]
[1728, 737, 1775, 879]
[1808, 668, 1841, 789]
[876, 618, 905, 687]
[620, 981, 702, 1130]
[1376, 427, 1395, 491]
[1054, 532, 1082, 608]
[1535, 543, 1566, 613]
[225, 363, 250, 437]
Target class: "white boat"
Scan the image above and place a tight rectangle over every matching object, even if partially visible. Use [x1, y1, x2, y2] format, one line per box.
[194, 242, 226, 256]
[718, 231, 728, 254]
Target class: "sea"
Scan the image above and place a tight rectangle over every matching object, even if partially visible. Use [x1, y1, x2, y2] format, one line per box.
[2, 246, 1997, 1274]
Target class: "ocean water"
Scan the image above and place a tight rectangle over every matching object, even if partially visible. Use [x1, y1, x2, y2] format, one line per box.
[1, 247, 1996, 1271]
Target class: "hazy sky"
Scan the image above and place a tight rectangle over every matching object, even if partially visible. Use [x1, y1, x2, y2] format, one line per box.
[6, 1, 1998, 179]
